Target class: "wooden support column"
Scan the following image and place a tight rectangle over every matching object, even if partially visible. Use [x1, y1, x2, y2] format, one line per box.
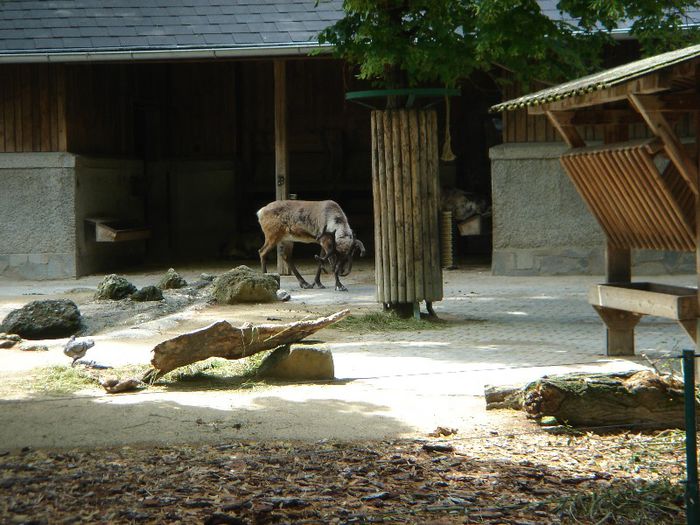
[593, 306, 642, 357]
[603, 123, 633, 355]
[696, 65, 700, 361]
[274, 59, 290, 275]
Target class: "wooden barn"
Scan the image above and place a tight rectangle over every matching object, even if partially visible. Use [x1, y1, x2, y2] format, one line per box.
[0, 0, 501, 279]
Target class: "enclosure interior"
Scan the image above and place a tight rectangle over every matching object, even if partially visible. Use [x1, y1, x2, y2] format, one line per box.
[0, 58, 501, 276]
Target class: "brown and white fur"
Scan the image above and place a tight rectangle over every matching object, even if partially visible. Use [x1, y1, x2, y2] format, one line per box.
[257, 200, 366, 291]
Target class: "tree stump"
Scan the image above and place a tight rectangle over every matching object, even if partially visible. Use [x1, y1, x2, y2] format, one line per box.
[485, 370, 697, 429]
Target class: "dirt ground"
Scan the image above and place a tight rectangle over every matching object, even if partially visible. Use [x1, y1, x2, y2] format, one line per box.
[1, 261, 550, 453]
[0, 261, 691, 524]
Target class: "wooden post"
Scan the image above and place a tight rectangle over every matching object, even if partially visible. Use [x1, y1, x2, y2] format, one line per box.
[603, 124, 634, 355]
[696, 65, 700, 363]
[274, 60, 290, 275]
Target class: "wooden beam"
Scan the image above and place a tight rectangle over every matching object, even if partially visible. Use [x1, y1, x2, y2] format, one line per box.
[545, 111, 585, 148]
[593, 306, 641, 357]
[566, 109, 643, 126]
[651, 92, 700, 112]
[629, 93, 699, 196]
[528, 70, 673, 115]
[274, 59, 290, 275]
[696, 63, 700, 359]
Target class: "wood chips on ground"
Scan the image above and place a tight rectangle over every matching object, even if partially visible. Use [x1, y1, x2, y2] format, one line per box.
[0, 430, 686, 524]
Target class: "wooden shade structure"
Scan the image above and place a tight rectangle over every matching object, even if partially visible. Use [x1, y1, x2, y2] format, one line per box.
[493, 43, 700, 356]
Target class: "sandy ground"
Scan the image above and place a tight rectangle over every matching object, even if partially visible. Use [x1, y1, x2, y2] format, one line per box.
[0, 260, 675, 452]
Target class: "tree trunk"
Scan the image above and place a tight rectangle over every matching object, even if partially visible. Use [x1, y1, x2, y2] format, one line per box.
[486, 370, 696, 429]
[142, 310, 349, 381]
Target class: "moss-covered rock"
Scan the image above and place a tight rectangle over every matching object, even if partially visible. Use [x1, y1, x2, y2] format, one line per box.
[212, 265, 278, 304]
[131, 285, 164, 302]
[257, 344, 334, 380]
[158, 268, 187, 290]
[94, 274, 137, 300]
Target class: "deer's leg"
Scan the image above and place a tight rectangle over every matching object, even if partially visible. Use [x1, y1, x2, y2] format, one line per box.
[281, 248, 312, 289]
[334, 271, 348, 292]
[313, 248, 326, 288]
[259, 241, 275, 274]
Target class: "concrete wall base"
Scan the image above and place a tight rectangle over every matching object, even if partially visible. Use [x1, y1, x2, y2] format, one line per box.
[490, 143, 695, 276]
[0, 153, 77, 279]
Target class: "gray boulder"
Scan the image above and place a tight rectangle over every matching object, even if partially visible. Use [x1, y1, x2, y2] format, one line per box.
[158, 268, 187, 290]
[95, 274, 137, 300]
[212, 265, 279, 304]
[131, 285, 164, 302]
[0, 299, 82, 340]
[0, 333, 22, 349]
[257, 343, 334, 380]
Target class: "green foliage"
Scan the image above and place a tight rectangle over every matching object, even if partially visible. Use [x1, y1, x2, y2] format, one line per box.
[317, 0, 700, 88]
[559, 0, 700, 55]
[557, 479, 684, 524]
[333, 311, 448, 332]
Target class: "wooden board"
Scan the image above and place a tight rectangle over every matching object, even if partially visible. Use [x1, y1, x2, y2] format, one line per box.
[589, 282, 697, 320]
[86, 218, 151, 243]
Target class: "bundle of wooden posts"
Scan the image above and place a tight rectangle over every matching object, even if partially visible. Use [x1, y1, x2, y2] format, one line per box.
[370, 109, 443, 306]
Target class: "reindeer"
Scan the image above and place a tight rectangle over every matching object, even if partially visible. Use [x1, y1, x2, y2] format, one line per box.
[257, 200, 366, 291]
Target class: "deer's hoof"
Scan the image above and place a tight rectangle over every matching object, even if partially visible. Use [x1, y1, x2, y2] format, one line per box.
[300, 282, 313, 289]
[335, 285, 348, 292]
[313, 282, 326, 289]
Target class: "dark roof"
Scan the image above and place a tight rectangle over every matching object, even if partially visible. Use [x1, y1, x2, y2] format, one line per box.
[0, 0, 343, 61]
[492, 43, 700, 112]
[0, 1, 698, 63]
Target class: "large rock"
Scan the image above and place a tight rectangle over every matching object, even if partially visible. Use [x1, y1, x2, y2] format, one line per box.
[158, 268, 187, 290]
[131, 285, 163, 302]
[0, 299, 82, 339]
[94, 274, 137, 300]
[257, 344, 335, 380]
[212, 265, 279, 304]
[0, 333, 22, 349]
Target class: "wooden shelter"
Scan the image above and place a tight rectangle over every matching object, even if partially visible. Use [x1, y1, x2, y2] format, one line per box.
[493, 44, 700, 356]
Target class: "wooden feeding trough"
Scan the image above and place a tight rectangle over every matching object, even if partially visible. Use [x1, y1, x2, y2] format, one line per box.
[493, 44, 700, 356]
[85, 218, 151, 243]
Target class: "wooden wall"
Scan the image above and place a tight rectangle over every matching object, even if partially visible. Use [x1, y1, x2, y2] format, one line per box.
[64, 62, 239, 158]
[0, 64, 67, 152]
[500, 81, 693, 144]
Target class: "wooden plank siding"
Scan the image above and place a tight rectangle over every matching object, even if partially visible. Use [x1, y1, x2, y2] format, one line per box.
[500, 81, 693, 144]
[0, 64, 67, 152]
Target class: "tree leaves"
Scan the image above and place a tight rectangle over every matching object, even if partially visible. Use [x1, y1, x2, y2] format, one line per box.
[317, 0, 700, 88]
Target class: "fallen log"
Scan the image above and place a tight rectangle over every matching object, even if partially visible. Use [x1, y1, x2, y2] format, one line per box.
[485, 370, 697, 429]
[142, 309, 349, 381]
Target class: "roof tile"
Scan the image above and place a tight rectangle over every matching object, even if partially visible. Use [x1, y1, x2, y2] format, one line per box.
[1, 0, 691, 60]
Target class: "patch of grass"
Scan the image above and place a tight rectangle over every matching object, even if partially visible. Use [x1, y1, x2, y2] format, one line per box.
[155, 354, 270, 391]
[30, 365, 100, 395]
[557, 479, 684, 524]
[333, 311, 448, 333]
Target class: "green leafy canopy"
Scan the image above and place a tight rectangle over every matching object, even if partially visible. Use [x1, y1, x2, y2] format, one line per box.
[316, 0, 700, 88]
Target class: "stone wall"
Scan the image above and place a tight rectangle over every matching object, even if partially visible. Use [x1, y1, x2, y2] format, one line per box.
[489, 143, 695, 275]
[0, 153, 77, 279]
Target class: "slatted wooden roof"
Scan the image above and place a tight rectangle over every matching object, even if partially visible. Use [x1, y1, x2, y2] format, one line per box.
[493, 44, 700, 113]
